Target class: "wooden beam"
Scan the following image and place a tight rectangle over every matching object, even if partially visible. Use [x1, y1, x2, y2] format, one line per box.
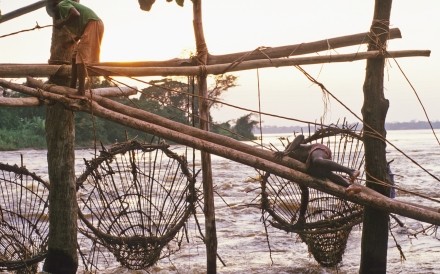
[0, 64, 71, 78]
[33, 85, 138, 97]
[27, 77, 306, 172]
[207, 28, 402, 64]
[0, 96, 42, 106]
[0, 50, 430, 78]
[0, 86, 137, 107]
[0, 1, 46, 24]
[90, 28, 402, 67]
[91, 86, 138, 97]
[5, 78, 440, 227]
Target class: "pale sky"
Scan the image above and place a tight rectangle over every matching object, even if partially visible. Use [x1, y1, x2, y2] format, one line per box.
[1, 1, 439, 126]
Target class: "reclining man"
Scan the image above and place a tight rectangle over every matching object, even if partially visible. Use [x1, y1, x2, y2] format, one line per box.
[275, 134, 362, 194]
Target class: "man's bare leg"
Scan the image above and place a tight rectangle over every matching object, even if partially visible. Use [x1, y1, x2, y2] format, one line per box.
[326, 171, 350, 187]
[66, 63, 87, 99]
[312, 157, 360, 182]
[77, 63, 86, 96]
[326, 171, 362, 195]
[70, 57, 77, 89]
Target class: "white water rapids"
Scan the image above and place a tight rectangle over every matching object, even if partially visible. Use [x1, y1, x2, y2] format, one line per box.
[1, 129, 439, 273]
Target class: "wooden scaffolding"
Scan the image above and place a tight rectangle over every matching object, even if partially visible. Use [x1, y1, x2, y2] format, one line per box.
[1, 1, 439, 273]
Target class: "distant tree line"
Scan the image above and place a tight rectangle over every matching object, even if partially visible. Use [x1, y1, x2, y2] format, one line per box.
[259, 121, 440, 134]
[0, 77, 258, 150]
[384, 121, 440, 130]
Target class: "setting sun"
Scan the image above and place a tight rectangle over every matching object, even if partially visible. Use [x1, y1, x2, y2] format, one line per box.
[97, 1, 195, 62]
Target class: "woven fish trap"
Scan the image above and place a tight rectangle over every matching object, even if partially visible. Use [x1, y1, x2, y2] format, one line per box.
[76, 141, 196, 270]
[0, 163, 49, 273]
[261, 125, 364, 267]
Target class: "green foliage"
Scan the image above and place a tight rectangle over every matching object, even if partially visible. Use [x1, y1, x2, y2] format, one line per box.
[211, 121, 233, 137]
[0, 90, 47, 150]
[19, 116, 46, 135]
[141, 78, 192, 112]
[232, 113, 258, 140]
[208, 75, 238, 109]
[0, 75, 250, 149]
[0, 116, 47, 150]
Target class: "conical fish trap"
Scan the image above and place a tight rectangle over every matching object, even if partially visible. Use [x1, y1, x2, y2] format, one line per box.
[0, 163, 49, 272]
[261, 126, 364, 267]
[296, 190, 363, 267]
[77, 141, 196, 270]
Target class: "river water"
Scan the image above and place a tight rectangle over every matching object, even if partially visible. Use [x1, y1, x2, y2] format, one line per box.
[1, 129, 440, 273]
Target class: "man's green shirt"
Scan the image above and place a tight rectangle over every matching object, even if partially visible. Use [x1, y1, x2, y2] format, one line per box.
[58, 0, 100, 37]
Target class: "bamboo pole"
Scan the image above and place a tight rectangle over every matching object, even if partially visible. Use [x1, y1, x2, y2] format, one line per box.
[5, 78, 440, 226]
[0, 50, 430, 78]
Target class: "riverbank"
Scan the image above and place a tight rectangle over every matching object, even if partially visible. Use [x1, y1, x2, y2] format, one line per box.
[3, 124, 438, 151]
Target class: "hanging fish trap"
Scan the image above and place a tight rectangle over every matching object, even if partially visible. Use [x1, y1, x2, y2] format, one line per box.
[77, 140, 196, 270]
[0, 163, 49, 273]
[261, 125, 364, 267]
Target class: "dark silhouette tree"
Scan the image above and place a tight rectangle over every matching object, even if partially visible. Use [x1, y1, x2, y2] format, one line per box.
[233, 113, 258, 140]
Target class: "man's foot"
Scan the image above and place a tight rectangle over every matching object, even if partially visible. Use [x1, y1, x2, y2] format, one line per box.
[349, 170, 360, 183]
[346, 184, 362, 195]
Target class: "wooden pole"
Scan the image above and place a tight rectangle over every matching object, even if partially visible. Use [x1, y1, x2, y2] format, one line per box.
[89, 49, 432, 77]
[192, 1, 217, 272]
[42, 4, 78, 272]
[207, 28, 401, 64]
[84, 28, 404, 67]
[0, 96, 42, 107]
[0, 49, 430, 78]
[0, 86, 137, 107]
[360, 1, 393, 273]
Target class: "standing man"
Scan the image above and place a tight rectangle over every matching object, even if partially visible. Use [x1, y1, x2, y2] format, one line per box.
[49, 0, 104, 96]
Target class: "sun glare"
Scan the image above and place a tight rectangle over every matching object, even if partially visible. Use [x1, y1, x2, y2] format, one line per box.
[96, 1, 194, 62]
